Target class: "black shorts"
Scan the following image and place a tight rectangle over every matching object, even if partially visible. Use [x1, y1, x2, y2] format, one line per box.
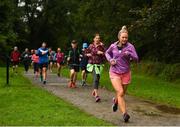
[49, 60, 54, 64]
[53, 60, 57, 63]
[12, 61, 19, 66]
[39, 63, 48, 69]
[57, 61, 64, 65]
[81, 66, 87, 71]
[33, 63, 39, 72]
[69, 65, 79, 72]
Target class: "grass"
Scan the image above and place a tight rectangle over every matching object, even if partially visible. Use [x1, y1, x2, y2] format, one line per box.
[59, 65, 180, 108]
[0, 67, 112, 126]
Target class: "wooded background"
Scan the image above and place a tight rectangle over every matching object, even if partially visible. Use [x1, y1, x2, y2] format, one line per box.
[0, 0, 179, 64]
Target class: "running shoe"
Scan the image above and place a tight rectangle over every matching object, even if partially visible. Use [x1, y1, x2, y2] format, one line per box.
[68, 82, 73, 88]
[112, 97, 118, 112]
[71, 82, 77, 88]
[43, 80, 46, 85]
[40, 74, 43, 82]
[95, 96, 101, 102]
[81, 81, 86, 86]
[123, 113, 130, 122]
[57, 73, 60, 77]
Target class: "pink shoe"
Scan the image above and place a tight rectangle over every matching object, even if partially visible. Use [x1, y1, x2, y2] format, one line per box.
[95, 96, 101, 102]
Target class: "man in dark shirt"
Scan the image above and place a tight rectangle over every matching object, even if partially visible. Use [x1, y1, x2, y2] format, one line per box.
[67, 40, 80, 88]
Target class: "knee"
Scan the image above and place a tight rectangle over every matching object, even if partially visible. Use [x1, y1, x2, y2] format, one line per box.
[82, 70, 85, 74]
[71, 70, 75, 74]
[117, 90, 125, 97]
[43, 67, 46, 71]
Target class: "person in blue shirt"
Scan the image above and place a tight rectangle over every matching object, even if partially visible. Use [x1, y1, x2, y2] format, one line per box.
[37, 42, 49, 84]
[48, 48, 56, 72]
[80, 42, 89, 86]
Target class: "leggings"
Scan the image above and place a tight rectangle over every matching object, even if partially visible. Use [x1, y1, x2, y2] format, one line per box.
[24, 62, 30, 72]
[93, 68, 100, 89]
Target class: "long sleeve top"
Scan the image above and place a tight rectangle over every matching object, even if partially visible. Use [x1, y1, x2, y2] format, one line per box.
[105, 41, 138, 74]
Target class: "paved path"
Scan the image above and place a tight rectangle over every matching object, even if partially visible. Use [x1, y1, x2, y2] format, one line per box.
[24, 71, 180, 126]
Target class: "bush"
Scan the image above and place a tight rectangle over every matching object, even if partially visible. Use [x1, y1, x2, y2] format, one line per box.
[160, 63, 180, 82]
[132, 61, 180, 82]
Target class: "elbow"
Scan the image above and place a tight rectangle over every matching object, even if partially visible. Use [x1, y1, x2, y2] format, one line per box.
[134, 56, 139, 63]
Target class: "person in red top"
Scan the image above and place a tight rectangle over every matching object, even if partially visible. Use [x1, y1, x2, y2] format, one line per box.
[56, 48, 64, 77]
[31, 50, 39, 78]
[11, 46, 21, 73]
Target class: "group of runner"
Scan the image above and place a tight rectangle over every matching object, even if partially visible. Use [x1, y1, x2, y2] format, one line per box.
[10, 26, 138, 123]
[10, 43, 65, 84]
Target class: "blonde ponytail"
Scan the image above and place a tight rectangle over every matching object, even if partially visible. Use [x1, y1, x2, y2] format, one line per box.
[118, 25, 128, 38]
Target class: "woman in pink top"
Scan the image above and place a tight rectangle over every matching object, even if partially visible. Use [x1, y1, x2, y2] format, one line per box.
[56, 48, 64, 77]
[31, 50, 39, 78]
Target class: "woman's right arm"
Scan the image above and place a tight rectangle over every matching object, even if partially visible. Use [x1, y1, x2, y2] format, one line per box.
[105, 44, 113, 62]
[37, 49, 42, 56]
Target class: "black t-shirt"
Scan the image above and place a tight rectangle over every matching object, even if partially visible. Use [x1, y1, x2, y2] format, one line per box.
[68, 48, 80, 65]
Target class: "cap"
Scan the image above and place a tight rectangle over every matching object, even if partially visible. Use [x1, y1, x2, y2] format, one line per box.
[82, 43, 88, 49]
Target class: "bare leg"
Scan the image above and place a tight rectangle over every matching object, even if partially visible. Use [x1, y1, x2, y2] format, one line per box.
[57, 63, 61, 76]
[73, 72, 77, 83]
[50, 62, 53, 72]
[70, 69, 75, 82]
[42, 67, 47, 81]
[81, 70, 87, 85]
[111, 78, 127, 114]
[15, 65, 18, 73]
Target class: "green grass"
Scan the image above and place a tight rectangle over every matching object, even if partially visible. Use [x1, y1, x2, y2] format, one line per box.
[0, 67, 112, 126]
[60, 65, 180, 108]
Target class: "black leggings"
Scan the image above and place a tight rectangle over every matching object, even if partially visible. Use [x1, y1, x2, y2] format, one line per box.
[93, 68, 100, 89]
[33, 63, 39, 73]
[24, 62, 30, 72]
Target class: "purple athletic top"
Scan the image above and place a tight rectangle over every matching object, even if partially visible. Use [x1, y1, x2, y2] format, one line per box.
[105, 41, 138, 74]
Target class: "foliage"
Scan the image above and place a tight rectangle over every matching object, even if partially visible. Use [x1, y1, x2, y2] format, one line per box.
[0, 0, 179, 64]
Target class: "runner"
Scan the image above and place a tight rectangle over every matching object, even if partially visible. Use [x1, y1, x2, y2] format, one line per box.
[105, 26, 138, 122]
[21, 48, 31, 73]
[53, 50, 57, 69]
[31, 50, 39, 79]
[85, 33, 105, 102]
[56, 47, 64, 77]
[80, 42, 89, 86]
[37, 42, 49, 84]
[48, 48, 56, 72]
[67, 40, 80, 88]
[10, 46, 21, 74]
[30, 49, 34, 68]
